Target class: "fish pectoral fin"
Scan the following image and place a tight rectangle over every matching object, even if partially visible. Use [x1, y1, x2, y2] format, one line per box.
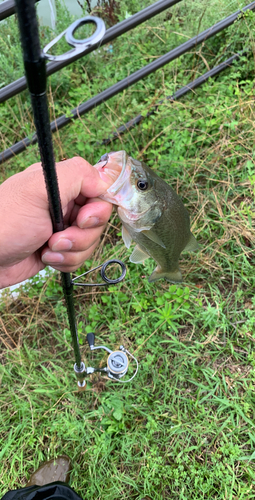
[142, 229, 166, 249]
[183, 233, 199, 252]
[122, 224, 132, 249]
[148, 266, 182, 283]
[129, 245, 150, 264]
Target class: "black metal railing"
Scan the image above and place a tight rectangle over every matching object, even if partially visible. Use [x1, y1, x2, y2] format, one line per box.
[0, 0, 254, 164]
[0, 0, 40, 21]
[0, 0, 181, 103]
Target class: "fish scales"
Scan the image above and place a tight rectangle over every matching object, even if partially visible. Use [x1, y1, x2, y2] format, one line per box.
[94, 151, 198, 283]
[123, 163, 191, 281]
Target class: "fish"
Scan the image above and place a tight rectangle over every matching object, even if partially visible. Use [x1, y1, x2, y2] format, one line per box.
[94, 151, 198, 283]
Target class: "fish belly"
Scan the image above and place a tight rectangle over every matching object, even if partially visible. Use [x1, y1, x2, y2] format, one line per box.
[126, 203, 192, 282]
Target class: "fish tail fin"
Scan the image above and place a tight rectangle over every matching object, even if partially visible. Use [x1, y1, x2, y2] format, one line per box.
[148, 266, 182, 283]
[183, 233, 199, 252]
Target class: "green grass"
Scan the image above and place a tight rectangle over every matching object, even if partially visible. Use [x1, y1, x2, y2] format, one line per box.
[1, 0, 255, 498]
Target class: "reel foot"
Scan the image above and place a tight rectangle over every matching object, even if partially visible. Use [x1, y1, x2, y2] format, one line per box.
[77, 380, 87, 391]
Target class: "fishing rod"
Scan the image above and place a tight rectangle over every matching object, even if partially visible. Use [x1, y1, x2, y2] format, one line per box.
[14, 0, 138, 389]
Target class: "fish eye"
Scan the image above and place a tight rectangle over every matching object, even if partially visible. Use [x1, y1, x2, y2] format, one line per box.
[137, 180, 148, 191]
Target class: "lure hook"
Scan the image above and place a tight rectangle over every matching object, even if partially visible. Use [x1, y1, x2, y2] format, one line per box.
[96, 153, 109, 168]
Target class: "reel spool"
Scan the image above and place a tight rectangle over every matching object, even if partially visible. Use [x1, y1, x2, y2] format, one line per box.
[107, 349, 129, 379]
[83, 333, 138, 384]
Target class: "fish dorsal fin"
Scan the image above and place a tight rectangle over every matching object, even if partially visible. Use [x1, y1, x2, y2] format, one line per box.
[183, 233, 199, 252]
[130, 245, 150, 264]
[142, 229, 166, 249]
[122, 224, 132, 249]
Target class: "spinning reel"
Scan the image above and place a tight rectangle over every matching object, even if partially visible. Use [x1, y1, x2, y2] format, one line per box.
[72, 260, 138, 389]
[74, 333, 138, 389]
[74, 333, 138, 388]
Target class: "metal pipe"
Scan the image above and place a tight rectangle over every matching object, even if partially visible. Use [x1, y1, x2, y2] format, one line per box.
[0, 50, 244, 163]
[100, 51, 243, 145]
[1, 2, 253, 163]
[14, 0, 84, 375]
[0, 51, 240, 163]
[0, 0, 182, 103]
[0, 0, 40, 21]
[48, 1, 255, 129]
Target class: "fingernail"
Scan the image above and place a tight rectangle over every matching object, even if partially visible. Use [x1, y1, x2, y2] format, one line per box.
[79, 216, 99, 229]
[52, 238, 72, 251]
[42, 252, 64, 264]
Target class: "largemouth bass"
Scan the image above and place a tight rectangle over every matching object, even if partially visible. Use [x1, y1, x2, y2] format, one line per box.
[94, 151, 198, 283]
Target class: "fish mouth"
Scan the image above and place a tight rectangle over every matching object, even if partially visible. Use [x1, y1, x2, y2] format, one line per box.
[118, 205, 151, 222]
[107, 151, 129, 195]
[95, 151, 130, 197]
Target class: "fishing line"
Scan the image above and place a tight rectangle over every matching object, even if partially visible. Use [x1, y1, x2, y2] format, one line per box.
[14, 0, 138, 389]
[47, 0, 56, 30]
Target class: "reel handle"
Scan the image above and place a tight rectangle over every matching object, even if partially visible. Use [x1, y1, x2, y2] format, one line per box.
[87, 332, 95, 348]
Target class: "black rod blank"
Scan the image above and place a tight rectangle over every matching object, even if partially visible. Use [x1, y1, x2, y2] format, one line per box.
[0, 0, 181, 103]
[14, 0, 83, 371]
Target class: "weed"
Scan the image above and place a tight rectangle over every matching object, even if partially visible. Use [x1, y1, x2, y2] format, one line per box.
[1, 1, 255, 498]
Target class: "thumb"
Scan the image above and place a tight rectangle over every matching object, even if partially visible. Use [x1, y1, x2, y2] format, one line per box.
[55, 156, 112, 206]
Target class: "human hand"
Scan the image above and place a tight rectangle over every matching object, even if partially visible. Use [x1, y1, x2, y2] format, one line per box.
[0, 157, 112, 289]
